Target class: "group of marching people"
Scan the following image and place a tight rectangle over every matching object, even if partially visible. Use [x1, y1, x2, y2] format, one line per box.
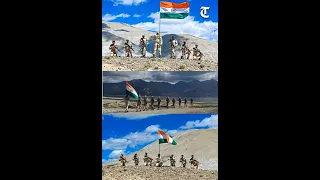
[124, 95, 194, 112]
[108, 33, 203, 60]
[118, 153, 200, 169]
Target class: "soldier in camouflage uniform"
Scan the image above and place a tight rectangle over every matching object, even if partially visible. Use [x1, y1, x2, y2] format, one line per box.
[118, 153, 127, 166]
[109, 40, 119, 57]
[184, 97, 188, 107]
[133, 153, 139, 166]
[166, 97, 170, 108]
[143, 153, 153, 166]
[180, 155, 187, 167]
[172, 97, 176, 108]
[192, 44, 203, 60]
[140, 34, 148, 57]
[190, 98, 194, 107]
[178, 97, 182, 108]
[169, 154, 176, 167]
[153, 32, 162, 58]
[155, 154, 163, 167]
[136, 95, 142, 112]
[124, 94, 130, 112]
[157, 96, 161, 110]
[143, 95, 148, 111]
[169, 36, 178, 59]
[123, 39, 134, 58]
[150, 96, 155, 110]
[181, 41, 191, 59]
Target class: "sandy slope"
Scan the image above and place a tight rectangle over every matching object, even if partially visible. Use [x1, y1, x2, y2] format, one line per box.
[106, 129, 218, 171]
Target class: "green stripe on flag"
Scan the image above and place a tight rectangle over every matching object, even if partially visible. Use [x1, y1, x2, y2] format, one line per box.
[159, 139, 168, 144]
[126, 90, 138, 100]
[160, 13, 189, 19]
[172, 140, 177, 145]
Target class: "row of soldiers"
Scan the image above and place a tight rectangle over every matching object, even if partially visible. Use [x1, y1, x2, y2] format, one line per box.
[125, 95, 194, 112]
[119, 153, 199, 169]
[109, 33, 203, 60]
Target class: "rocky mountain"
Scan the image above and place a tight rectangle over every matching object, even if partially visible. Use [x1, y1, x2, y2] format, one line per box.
[103, 79, 218, 97]
[105, 129, 218, 171]
[102, 21, 218, 62]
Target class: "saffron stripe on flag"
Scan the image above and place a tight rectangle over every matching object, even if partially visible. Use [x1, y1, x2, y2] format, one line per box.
[160, 1, 190, 8]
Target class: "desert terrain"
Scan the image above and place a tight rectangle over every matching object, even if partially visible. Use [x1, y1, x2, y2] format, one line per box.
[102, 97, 218, 114]
[103, 129, 218, 180]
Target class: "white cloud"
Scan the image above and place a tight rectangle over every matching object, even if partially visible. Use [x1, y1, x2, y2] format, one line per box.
[110, 0, 148, 6]
[133, 14, 143, 18]
[102, 13, 131, 22]
[145, 125, 160, 133]
[132, 12, 218, 41]
[107, 114, 165, 120]
[102, 124, 160, 150]
[102, 158, 117, 164]
[180, 115, 218, 129]
[108, 150, 125, 159]
[166, 130, 180, 136]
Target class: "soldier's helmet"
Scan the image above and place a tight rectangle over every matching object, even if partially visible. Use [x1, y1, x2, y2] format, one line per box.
[191, 155, 194, 157]
[145, 152, 148, 155]
[156, 32, 159, 35]
[112, 40, 115, 43]
[126, 39, 129, 42]
[158, 154, 160, 157]
[142, 34, 145, 37]
[195, 44, 198, 47]
[181, 155, 184, 157]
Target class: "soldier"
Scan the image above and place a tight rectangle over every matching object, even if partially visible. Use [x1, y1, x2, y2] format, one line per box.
[172, 97, 176, 108]
[180, 155, 187, 167]
[143, 153, 152, 166]
[109, 40, 119, 57]
[189, 155, 199, 169]
[123, 39, 134, 58]
[166, 97, 170, 108]
[190, 98, 194, 107]
[169, 36, 178, 59]
[169, 154, 176, 167]
[124, 95, 130, 112]
[133, 153, 139, 166]
[178, 97, 182, 108]
[136, 95, 142, 112]
[184, 97, 187, 107]
[150, 96, 155, 110]
[140, 34, 148, 57]
[143, 95, 148, 111]
[118, 153, 127, 166]
[192, 44, 203, 60]
[181, 41, 191, 59]
[153, 32, 162, 58]
[155, 154, 163, 167]
[157, 96, 161, 110]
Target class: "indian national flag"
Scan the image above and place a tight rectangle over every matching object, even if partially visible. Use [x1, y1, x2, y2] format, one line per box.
[160, 1, 190, 19]
[158, 130, 177, 145]
[126, 82, 138, 100]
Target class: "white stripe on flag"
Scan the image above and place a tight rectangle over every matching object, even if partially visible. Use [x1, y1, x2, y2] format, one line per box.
[160, 7, 189, 13]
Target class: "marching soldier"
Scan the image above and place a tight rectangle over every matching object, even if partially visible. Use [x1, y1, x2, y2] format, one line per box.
[180, 155, 187, 167]
[123, 39, 134, 58]
[189, 155, 199, 169]
[166, 97, 170, 108]
[172, 97, 176, 108]
[155, 154, 163, 167]
[136, 95, 142, 112]
[169, 154, 176, 167]
[184, 97, 187, 107]
[150, 96, 155, 110]
[109, 40, 119, 57]
[118, 153, 127, 166]
[192, 44, 203, 60]
[190, 98, 194, 107]
[181, 41, 191, 59]
[133, 153, 139, 166]
[169, 36, 178, 58]
[178, 97, 182, 108]
[157, 96, 161, 110]
[153, 32, 162, 58]
[124, 94, 130, 112]
[140, 34, 148, 57]
[143, 95, 148, 111]
[143, 153, 152, 166]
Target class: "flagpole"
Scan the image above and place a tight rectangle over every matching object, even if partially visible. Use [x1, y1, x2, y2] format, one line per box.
[159, 139, 160, 155]
[159, 1, 161, 35]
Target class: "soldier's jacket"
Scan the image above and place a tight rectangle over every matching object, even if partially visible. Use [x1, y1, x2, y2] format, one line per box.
[182, 44, 191, 53]
[119, 156, 127, 161]
[137, 98, 142, 105]
[154, 35, 162, 45]
[180, 157, 186, 162]
[170, 157, 176, 162]
[109, 44, 118, 51]
[143, 98, 147, 104]
[151, 98, 155, 103]
[166, 98, 170, 103]
[156, 157, 163, 163]
[172, 98, 175, 102]
[124, 42, 133, 50]
[178, 98, 182, 103]
[185, 99, 187, 103]
[157, 99, 161, 103]
[140, 38, 148, 47]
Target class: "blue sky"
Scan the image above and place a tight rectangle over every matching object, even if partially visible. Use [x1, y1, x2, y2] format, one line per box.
[102, 0, 218, 41]
[102, 114, 218, 164]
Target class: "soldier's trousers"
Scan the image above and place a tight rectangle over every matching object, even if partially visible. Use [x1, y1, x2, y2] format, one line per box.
[141, 46, 146, 56]
[143, 104, 147, 110]
[150, 103, 154, 110]
[153, 44, 161, 56]
[170, 47, 175, 57]
[136, 104, 141, 111]
[110, 50, 118, 57]
[125, 102, 129, 111]
[158, 104, 161, 109]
